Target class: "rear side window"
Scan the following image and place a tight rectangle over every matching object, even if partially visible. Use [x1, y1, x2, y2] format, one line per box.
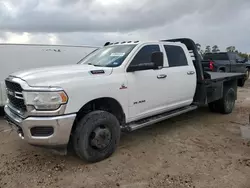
[130, 45, 160, 65]
[164, 45, 188, 67]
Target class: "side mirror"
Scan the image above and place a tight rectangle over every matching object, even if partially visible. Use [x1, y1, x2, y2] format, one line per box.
[127, 51, 164, 72]
[127, 62, 155, 72]
[237, 57, 248, 63]
[151, 51, 164, 68]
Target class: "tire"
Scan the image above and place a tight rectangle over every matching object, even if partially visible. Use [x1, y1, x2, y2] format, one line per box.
[73, 110, 121, 163]
[244, 69, 249, 81]
[208, 100, 219, 113]
[217, 87, 236, 114]
[0, 107, 4, 116]
[238, 78, 245, 87]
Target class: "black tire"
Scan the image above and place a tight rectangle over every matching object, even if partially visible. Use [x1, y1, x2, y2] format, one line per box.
[208, 100, 219, 113]
[244, 69, 249, 81]
[73, 110, 120, 163]
[238, 78, 245, 87]
[0, 107, 4, 116]
[217, 87, 236, 114]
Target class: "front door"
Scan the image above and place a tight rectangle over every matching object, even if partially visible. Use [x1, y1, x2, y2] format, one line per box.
[235, 53, 246, 73]
[126, 44, 168, 122]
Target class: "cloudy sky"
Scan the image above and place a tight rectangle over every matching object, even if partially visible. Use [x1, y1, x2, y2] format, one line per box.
[0, 0, 250, 52]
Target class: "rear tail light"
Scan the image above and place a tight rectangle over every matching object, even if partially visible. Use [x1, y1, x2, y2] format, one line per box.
[209, 61, 214, 71]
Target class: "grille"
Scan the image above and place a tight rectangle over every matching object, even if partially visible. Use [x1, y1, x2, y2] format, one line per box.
[5, 80, 23, 92]
[5, 80, 26, 112]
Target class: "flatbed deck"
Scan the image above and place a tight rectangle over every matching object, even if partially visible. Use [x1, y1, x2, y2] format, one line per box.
[205, 71, 245, 81]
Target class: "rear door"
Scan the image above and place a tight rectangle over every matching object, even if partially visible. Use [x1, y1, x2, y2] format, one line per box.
[162, 44, 197, 108]
[228, 53, 237, 72]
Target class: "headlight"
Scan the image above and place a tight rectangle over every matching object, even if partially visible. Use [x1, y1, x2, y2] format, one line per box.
[23, 91, 68, 110]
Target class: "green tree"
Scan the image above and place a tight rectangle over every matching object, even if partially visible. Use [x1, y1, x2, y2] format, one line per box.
[226, 46, 236, 52]
[238, 52, 249, 59]
[200, 49, 204, 56]
[205, 45, 211, 53]
[212, 45, 220, 53]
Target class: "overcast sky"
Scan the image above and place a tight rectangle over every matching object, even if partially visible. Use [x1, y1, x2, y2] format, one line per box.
[0, 0, 250, 52]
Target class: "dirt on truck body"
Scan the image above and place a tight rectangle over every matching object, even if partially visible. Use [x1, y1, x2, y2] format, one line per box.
[1, 81, 250, 188]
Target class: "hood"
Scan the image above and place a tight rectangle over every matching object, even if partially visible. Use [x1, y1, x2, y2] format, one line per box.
[10, 64, 113, 87]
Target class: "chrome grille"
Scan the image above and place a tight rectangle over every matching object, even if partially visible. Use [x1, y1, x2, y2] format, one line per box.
[5, 80, 23, 92]
[5, 80, 26, 112]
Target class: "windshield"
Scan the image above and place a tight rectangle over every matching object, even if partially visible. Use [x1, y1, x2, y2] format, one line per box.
[78, 44, 136, 67]
[203, 53, 228, 60]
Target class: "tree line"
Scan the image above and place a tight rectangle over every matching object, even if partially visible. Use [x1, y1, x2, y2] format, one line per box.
[196, 43, 250, 59]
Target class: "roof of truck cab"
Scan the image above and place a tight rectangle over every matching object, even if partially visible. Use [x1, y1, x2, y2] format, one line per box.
[105, 40, 182, 46]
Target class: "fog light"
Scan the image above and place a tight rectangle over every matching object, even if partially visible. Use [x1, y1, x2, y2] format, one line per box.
[30, 127, 54, 137]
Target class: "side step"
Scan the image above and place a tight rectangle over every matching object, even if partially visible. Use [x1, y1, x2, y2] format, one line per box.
[125, 105, 197, 132]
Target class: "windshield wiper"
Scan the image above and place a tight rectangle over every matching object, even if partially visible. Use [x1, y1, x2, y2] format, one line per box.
[88, 63, 97, 66]
[87, 63, 103, 67]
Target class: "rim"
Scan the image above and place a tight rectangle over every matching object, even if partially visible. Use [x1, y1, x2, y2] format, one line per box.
[225, 91, 235, 110]
[89, 125, 112, 150]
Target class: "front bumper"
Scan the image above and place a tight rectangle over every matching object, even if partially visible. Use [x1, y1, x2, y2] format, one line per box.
[4, 105, 76, 148]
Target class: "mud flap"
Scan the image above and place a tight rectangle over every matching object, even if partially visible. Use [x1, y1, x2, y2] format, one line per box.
[240, 114, 250, 140]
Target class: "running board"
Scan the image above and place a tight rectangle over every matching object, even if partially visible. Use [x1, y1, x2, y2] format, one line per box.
[126, 105, 197, 132]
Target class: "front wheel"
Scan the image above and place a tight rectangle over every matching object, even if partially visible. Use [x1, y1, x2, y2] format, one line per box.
[73, 110, 121, 163]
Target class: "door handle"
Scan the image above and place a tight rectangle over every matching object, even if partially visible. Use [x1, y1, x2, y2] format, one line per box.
[187, 71, 195, 75]
[157, 74, 167, 79]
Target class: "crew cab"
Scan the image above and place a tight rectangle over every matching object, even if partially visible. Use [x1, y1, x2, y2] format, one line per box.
[202, 52, 249, 86]
[4, 38, 245, 163]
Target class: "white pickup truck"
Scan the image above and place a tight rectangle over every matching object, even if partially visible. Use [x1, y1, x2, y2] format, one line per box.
[4, 38, 245, 163]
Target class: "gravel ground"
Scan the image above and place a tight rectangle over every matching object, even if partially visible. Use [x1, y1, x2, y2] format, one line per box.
[1, 82, 250, 188]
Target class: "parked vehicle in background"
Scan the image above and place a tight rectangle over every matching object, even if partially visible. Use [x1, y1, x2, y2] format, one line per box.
[0, 43, 98, 107]
[202, 52, 249, 86]
[4, 38, 245, 163]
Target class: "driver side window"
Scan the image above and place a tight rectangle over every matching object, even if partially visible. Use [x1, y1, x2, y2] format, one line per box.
[130, 45, 160, 66]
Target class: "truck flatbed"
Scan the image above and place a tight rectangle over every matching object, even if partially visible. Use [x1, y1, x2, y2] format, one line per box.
[205, 71, 245, 81]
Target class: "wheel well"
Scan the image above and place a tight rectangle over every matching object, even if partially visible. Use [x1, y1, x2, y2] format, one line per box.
[219, 67, 225, 72]
[71, 97, 125, 133]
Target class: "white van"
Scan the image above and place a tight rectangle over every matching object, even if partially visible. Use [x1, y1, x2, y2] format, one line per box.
[0, 43, 98, 107]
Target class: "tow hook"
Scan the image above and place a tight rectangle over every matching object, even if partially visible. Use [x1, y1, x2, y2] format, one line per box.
[18, 131, 24, 140]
